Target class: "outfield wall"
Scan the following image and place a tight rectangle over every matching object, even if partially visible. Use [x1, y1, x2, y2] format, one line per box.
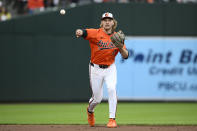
[0, 3, 197, 101]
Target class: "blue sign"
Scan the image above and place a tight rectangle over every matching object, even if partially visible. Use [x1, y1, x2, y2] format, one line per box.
[103, 37, 197, 101]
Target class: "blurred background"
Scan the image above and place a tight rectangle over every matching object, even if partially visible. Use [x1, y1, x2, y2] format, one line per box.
[0, 0, 197, 22]
[0, 0, 197, 102]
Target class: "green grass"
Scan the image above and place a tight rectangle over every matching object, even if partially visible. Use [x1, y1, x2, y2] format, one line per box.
[0, 103, 197, 125]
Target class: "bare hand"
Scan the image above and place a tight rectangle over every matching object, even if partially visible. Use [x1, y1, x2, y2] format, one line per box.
[76, 29, 83, 38]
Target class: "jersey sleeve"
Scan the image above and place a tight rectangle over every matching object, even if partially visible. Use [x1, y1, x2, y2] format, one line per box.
[123, 44, 126, 49]
[84, 29, 98, 41]
[118, 44, 126, 50]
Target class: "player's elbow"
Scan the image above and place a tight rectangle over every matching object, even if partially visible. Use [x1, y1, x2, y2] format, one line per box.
[122, 51, 129, 59]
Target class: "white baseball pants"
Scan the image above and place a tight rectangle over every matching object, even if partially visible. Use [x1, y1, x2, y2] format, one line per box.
[88, 62, 117, 118]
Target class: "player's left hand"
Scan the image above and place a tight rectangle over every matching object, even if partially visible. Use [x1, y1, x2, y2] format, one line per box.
[110, 30, 125, 49]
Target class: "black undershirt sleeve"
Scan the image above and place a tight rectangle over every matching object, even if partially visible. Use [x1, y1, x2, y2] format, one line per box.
[82, 29, 87, 38]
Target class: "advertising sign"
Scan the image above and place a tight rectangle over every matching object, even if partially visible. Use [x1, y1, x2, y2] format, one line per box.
[103, 37, 197, 101]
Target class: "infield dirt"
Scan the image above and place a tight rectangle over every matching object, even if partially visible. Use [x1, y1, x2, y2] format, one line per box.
[0, 125, 197, 131]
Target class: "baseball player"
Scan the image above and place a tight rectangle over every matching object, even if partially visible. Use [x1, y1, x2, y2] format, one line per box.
[75, 12, 129, 128]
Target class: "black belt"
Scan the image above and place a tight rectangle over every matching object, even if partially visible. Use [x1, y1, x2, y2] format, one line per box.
[90, 62, 109, 69]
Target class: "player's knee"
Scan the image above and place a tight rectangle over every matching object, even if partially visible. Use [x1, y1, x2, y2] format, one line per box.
[107, 87, 116, 94]
[95, 100, 102, 104]
[94, 97, 102, 104]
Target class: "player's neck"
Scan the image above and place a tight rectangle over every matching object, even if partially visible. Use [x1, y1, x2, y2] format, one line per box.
[103, 28, 113, 35]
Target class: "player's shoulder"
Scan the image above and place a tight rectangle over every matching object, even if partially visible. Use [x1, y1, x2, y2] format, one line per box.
[86, 28, 100, 34]
[86, 28, 99, 31]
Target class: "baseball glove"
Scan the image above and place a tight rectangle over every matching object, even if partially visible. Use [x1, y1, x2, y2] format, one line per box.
[110, 30, 125, 49]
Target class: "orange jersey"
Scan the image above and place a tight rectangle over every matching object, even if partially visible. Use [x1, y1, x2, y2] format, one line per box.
[85, 28, 126, 66]
[28, 0, 44, 9]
